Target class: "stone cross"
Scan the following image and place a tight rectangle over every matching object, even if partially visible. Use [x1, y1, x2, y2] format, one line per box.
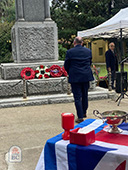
[15, 0, 51, 21]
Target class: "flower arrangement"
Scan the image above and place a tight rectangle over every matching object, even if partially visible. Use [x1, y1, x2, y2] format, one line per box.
[20, 67, 35, 80]
[49, 65, 63, 77]
[20, 65, 68, 79]
[35, 65, 50, 79]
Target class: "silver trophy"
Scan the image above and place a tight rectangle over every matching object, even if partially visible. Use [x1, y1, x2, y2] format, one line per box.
[93, 110, 128, 133]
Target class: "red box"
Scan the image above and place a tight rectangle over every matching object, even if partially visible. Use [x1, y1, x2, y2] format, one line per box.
[70, 128, 95, 146]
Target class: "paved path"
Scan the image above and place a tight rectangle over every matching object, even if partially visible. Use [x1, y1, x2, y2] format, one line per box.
[0, 98, 128, 170]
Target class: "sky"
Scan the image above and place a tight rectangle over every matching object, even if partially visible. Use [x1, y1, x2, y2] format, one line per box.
[49, 0, 52, 6]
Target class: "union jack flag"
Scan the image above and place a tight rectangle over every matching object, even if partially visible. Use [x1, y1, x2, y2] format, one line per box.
[36, 119, 128, 170]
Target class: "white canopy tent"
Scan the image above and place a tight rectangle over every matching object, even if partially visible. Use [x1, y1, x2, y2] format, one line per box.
[78, 7, 128, 39]
[78, 7, 128, 104]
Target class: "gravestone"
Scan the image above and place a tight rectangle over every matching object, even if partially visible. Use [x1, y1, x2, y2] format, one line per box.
[11, 0, 58, 63]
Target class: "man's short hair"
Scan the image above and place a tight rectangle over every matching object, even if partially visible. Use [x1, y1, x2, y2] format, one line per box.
[74, 37, 83, 44]
[109, 42, 115, 47]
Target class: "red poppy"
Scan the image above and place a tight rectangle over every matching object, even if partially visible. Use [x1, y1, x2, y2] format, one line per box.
[38, 75, 43, 79]
[40, 65, 44, 69]
[44, 74, 49, 78]
[61, 66, 68, 77]
[45, 69, 50, 72]
[21, 67, 35, 80]
[35, 70, 39, 74]
[50, 65, 63, 77]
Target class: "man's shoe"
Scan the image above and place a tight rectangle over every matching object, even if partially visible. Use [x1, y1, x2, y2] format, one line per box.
[83, 114, 87, 118]
[75, 118, 84, 123]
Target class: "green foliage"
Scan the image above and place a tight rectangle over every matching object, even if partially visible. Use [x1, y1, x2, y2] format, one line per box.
[124, 64, 128, 73]
[111, 0, 128, 14]
[51, 0, 112, 46]
[58, 44, 67, 60]
[94, 64, 108, 77]
[0, 0, 15, 23]
[0, 0, 15, 63]
[4, 3, 15, 22]
[0, 22, 14, 63]
[94, 63, 128, 77]
[51, 0, 128, 49]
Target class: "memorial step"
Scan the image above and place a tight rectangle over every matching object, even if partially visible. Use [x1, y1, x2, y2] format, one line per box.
[0, 87, 116, 108]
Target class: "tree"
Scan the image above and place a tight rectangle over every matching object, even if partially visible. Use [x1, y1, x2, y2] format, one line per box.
[111, 0, 128, 14]
[0, 0, 15, 63]
[0, 0, 15, 23]
[51, 0, 112, 48]
[51, 0, 128, 49]
[0, 22, 13, 63]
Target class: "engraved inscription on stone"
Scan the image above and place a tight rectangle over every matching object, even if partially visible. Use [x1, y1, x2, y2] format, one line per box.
[18, 27, 55, 61]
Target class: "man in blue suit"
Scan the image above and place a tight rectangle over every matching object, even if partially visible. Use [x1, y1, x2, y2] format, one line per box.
[64, 37, 94, 123]
[105, 42, 118, 89]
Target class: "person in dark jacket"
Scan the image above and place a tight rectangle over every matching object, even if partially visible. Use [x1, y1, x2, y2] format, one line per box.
[105, 42, 118, 89]
[64, 37, 94, 123]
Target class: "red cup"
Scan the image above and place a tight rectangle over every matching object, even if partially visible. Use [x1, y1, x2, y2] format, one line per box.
[61, 113, 74, 140]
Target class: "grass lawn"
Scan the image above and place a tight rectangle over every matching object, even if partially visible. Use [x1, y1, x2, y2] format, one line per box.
[94, 63, 128, 77]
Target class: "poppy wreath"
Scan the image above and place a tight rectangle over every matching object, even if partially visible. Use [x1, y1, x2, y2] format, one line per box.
[61, 66, 68, 77]
[20, 67, 35, 80]
[35, 65, 50, 79]
[50, 65, 63, 77]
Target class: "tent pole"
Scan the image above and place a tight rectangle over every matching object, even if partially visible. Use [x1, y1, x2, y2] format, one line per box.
[120, 28, 123, 97]
[120, 28, 124, 73]
[116, 28, 128, 105]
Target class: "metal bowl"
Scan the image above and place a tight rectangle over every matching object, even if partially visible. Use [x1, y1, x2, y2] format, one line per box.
[93, 110, 128, 133]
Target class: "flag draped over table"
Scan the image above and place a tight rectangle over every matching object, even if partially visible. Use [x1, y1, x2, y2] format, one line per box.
[36, 119, 128, 170]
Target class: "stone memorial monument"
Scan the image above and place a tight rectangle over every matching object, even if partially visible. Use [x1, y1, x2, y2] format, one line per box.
[1, 0, 62, 80]
[0, 0, 68, 99]
[12, 0, 58, 63]
[0, 0, 96, 102]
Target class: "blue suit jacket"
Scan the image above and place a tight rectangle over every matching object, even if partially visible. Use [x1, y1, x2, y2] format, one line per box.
[105, 49, 118, 72]
[64, 45, 94, 83]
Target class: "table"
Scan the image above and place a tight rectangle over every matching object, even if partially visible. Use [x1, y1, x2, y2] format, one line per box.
[36, 119, 128, 170]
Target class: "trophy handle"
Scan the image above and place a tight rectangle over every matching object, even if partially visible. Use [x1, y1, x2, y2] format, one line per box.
[124, 113, 128, 123]
[126, 113, 128, 118]
[93, 110, 102, 119]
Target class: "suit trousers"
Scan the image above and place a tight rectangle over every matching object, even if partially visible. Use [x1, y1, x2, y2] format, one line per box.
[111, 71, 115, 89]
[71, 82, 89, 119]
